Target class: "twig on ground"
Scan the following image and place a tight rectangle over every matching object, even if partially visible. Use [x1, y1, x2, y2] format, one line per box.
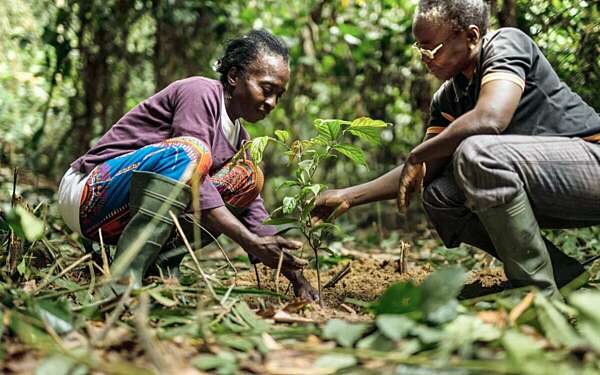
[169, 211, 220, 303]
[323, 262, 351, 288]
[275, 250, 284, 297]
[33, 253, 92, 294]
[254, 263, 262, 289]
[98, 229, 110, 276]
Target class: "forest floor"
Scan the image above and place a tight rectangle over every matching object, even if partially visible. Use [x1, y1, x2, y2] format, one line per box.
[1, 167, 600, 375]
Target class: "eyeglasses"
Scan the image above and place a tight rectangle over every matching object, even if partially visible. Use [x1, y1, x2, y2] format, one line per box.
[412, 41, 444, 60]
[412, 31, 459, 60]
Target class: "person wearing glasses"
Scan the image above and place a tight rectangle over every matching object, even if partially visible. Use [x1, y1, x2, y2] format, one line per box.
[312, 0, 600, 299]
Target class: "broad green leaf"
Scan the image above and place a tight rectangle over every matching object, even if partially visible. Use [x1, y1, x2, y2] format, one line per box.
[372, 282, 423, 318]
[442, 315, 501, 351]
[349, 117, 388, 128]
[297, 159, 313, 172]
[32, 299, 74, 334]
[333, 144, 366, 165]
[502, 330, 544, 362]
[250, 136, 270, 164]
[6, 205, 45, 242]
[277, 180, 300, 190]
[534, 294, 582, 349]
[420, 267, 467, 323]
[569, 290, 600, 351]
[376, 314, 415, 341]
[274, 129, 290, 143]
[322, 319, 369, 347]
[282, 196, 296, 215]
[347, 127, 381, 145]
[233, 301, 271, 333]
[410, 324, 445, 344]
[314, 119, 347, 141]
[356, 331, 395, 351]
[314, 354, 357, 371]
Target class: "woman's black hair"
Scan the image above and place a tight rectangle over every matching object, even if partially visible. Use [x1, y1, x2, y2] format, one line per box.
[215, 29, 289, 89]
[415, 0, 490, 35]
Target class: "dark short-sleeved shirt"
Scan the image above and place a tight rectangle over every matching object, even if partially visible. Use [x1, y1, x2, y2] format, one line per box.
[428, 27, 600, 138]
[71, 76, 275, 237]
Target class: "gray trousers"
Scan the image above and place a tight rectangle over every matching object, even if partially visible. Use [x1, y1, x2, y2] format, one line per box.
[423, 135, 600, 280]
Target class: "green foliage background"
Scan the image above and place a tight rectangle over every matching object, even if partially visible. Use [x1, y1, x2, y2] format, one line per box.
[1, 0, 599, 231]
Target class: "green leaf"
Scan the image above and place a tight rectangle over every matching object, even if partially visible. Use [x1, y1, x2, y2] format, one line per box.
[6, 205, 45, 242]
[32, 299, 74, 334]
[233, 301, 271, 333]
[376, 314, 415, 341]
[420, 267, 467, 323]
[263, 217, 297, 225]
[372, 282, 423, 318]
[274, 130, 290, 143]
[569, 290, 600, 351]
[314, 119, 346, 141]
[148, 289, 178, 307]
[297, 159, 314, 172]
[277, 180, 300, 190]
[35, 355, 87, 375]
[356, 331, 395, 351]
[322, 319, 369, 347]
[347, 127, 382, 145]
[314, 354, 357, 371]
[502, 330, 544, 362]
[333, 144, 366, 165]
[534, 294, 582, 349]
[410, 324, 445, 344]
[250, 136, 271, 164]
[192, 351, 238, 374]
[282, 196, 297, 215]
[349, 117, 388, 128]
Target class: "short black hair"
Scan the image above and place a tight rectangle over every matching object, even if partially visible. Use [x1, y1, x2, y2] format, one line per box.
[216, 29, 289, 89]
[415, 0, 489, 35]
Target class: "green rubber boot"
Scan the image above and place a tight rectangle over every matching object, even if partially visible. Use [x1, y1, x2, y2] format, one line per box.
[108, 171, 191, 293]
[476, 191, 561, 299]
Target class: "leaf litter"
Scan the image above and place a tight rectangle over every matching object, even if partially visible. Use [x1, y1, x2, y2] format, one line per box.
[2, 168, 600, 374]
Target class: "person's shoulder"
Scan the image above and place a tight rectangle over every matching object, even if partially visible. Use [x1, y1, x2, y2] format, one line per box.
[170, 76, 223, 94]
[486, 27, 533, 45]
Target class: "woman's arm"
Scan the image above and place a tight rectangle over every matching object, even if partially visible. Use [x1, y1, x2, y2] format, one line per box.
[205, 206, 306, 270]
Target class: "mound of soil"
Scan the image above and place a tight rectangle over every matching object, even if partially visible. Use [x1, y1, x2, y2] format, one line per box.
[232, 256, 508, 321]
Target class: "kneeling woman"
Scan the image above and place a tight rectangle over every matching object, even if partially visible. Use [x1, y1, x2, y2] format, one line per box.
[58, 30, 317, 300]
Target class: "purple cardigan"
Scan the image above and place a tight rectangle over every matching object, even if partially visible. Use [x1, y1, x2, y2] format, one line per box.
[71, 77, 276, 237]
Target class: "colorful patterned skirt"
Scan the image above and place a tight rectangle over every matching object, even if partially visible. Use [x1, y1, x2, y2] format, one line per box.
[79, 136, 262, 244]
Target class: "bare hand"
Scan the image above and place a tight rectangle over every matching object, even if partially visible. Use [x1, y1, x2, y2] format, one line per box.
[311, 189, 351, 225]
[283, 269, 320, 302]
[397, 161, 426, 215]
[244, 235, 307, 271]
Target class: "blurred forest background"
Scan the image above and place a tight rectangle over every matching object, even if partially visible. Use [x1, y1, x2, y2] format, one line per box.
[1, 0, 599, 230]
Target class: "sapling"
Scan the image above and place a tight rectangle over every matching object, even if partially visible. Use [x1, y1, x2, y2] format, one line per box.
[248, 117, 388, 303]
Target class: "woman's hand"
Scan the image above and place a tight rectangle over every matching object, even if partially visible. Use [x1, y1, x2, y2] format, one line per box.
[242, 235, 307, 270]
[282, 269, 320, 302]
[311, 189, 352, 224]
[397, 161, 426, 215]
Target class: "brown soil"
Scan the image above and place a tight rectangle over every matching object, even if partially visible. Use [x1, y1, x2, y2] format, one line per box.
[232, 255, 508, 322]
[233, 257, 433, 322]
